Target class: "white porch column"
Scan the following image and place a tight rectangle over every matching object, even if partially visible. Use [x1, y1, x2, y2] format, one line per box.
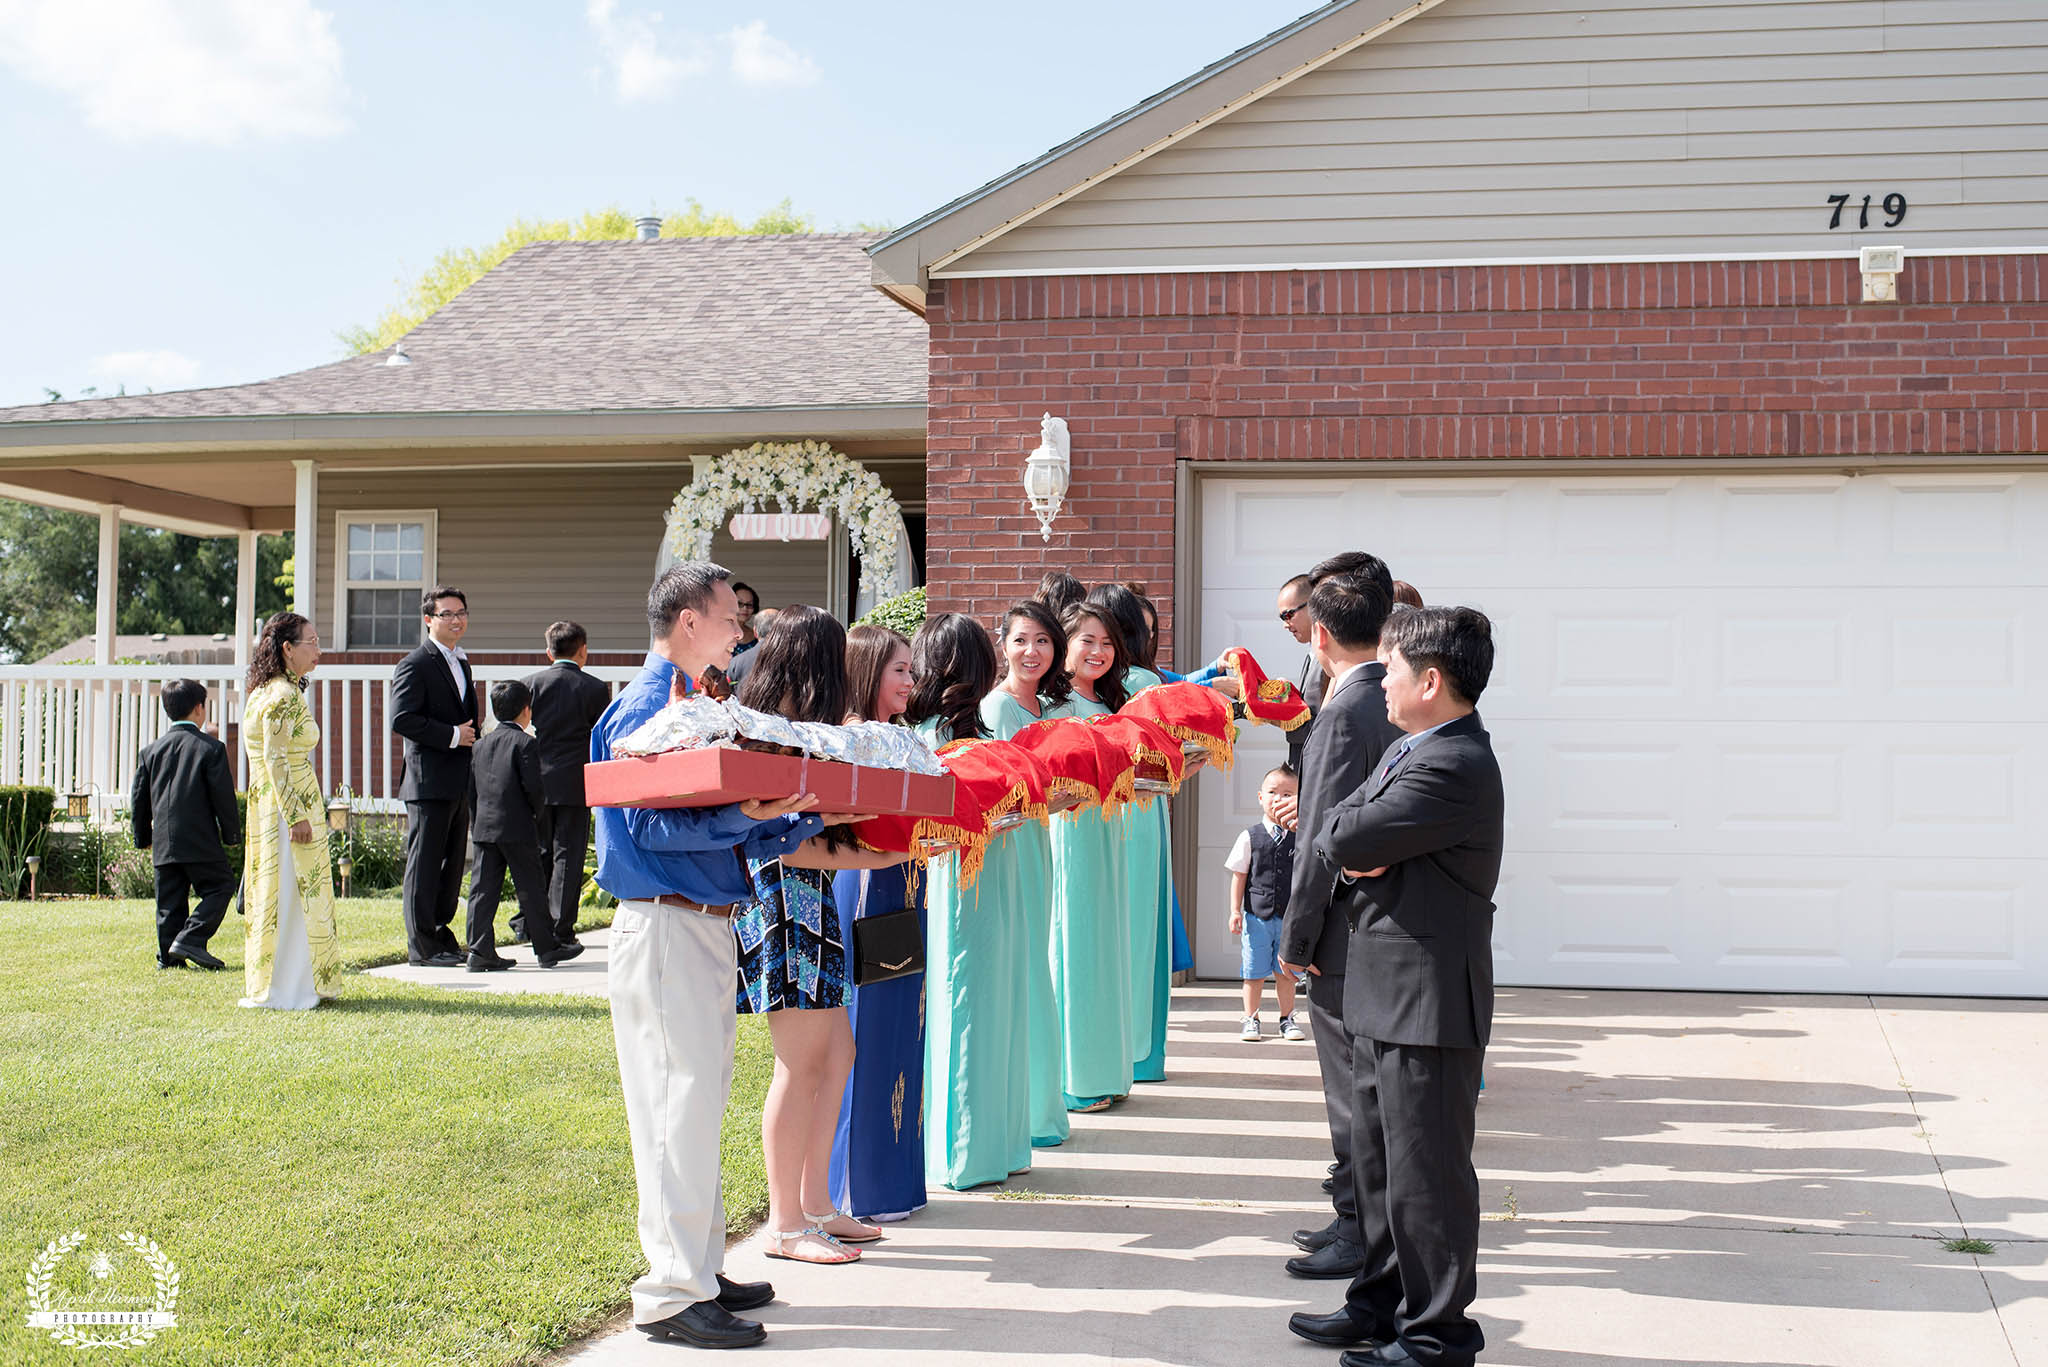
[235, 527, 259, 672]
[292, 459, 317, 620]
[94, 504, 121, 666]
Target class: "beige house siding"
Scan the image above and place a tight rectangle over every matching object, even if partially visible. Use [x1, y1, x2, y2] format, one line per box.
[945, 0, 2048, 276]
[315, 459, 924, 654]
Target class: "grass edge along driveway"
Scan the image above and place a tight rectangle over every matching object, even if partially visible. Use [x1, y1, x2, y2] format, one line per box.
[0, 898, 772, 1367]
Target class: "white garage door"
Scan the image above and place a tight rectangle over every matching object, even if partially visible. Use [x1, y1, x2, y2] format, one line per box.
[1193, 472, 2048, 997]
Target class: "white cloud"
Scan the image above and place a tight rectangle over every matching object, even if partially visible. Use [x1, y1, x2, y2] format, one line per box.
[90, 350, 201, 390]
[584, 3, 817, 100]
[585, 0, 708, 102]
[0, 0, 348, 144]
[727, 19, 818, 88]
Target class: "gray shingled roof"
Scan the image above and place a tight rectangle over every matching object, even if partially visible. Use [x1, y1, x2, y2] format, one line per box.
[0, 233, 925, 426]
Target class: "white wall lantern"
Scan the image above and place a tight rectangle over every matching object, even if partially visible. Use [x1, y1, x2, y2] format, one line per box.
[1860, 245, 1905, 304]
[1023, 412, 1071, 543]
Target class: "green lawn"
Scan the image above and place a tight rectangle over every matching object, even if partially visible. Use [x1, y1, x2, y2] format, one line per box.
[0, 897, 773, 1366]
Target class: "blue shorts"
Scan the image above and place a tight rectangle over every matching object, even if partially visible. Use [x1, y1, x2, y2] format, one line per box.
[1239, 913, 1282, 981]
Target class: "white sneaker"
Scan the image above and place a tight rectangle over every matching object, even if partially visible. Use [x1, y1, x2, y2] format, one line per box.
[1280, 1014, 1308, 1042]
[1239, 1015, 1262, 1042]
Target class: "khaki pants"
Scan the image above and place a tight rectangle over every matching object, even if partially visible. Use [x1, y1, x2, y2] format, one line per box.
[607, 898, 738, 1321]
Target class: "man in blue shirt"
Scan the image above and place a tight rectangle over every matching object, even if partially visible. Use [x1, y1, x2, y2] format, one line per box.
[596, 560, 825, 1352]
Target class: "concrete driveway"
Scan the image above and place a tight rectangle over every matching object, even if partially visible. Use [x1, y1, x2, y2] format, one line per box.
[542, 981, 2043, 1366]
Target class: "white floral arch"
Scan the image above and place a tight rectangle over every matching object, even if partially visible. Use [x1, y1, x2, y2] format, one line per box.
[663, 440, 909, 598]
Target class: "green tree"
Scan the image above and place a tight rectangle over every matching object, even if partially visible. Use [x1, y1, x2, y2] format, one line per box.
[0, 499, 291, 663]
[341, 201, 819, 355]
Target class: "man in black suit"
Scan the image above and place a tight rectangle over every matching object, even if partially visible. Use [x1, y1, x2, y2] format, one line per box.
[520, 620, 612, 948]
[1288, 606, 1503, 1367]
[1277, 572, 1404, 1281]
[131, 678, 242, 971]
[391, 584, 479, 967]
[465, 681, 584, 972]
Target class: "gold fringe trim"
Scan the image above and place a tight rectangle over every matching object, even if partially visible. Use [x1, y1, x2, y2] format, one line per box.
[1222, 649, 1312, 733]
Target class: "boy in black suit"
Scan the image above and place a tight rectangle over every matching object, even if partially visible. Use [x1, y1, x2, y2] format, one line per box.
[464, 681, 584, 972]
[1288, 605, 1503, 1367]
[519, 620, 612, 948]
[131, 678, 242, 971]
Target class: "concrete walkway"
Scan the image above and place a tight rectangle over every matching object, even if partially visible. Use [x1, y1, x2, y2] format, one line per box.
[364, 928, 617, 995]
[521, 981, 2046, 1367]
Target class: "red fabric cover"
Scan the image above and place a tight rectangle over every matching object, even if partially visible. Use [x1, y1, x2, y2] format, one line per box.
[1007, 715, 1138, 815]
[857, 737, 1034, 885]
[1121, 681, 1238, 771]
[1086, 713, 1188, 796]
[1219, 646, 1314, 731]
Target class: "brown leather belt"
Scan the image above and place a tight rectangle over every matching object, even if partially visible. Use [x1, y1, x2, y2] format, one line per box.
[649, 894, 737, 918]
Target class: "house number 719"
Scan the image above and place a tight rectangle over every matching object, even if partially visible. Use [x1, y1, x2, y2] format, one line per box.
[1826, 192, 1907, 229]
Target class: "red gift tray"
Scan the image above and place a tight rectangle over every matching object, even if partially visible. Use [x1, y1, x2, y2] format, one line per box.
[585, 746, 955, 816]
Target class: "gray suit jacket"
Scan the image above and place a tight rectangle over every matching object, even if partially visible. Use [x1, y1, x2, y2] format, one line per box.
[1316, 712, 1503, 1050]
[1285, 653, 1329, 770]
[1278, 661, 1405, 977]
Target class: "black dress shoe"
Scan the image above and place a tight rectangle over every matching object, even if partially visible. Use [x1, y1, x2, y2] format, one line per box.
[170, 944, 226, 970]
[1321, 1175, 1336, 1194]
[536, 942, 586, 968]
[156, 955, 187, 970]
[1287, 1236, 1366, 1279]
[1289, 1308, 1383, 1348]
[421, 951, 465, 968]
[466, 953, 515, 973]
[1294, 1219, 1340, 1252]
[1339, 1342, 1416, 1367]
[637, 1299, 765, 1350]
[715, 1273, 774, 1312]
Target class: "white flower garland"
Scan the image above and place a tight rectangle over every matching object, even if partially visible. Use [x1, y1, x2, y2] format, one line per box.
[664, 441, 905, 594]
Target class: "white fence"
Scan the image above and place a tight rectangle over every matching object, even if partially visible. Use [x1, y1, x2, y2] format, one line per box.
[0, 663, 642, 819]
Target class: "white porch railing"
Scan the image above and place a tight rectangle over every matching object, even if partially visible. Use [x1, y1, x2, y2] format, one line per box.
[0, 663, 642, 819]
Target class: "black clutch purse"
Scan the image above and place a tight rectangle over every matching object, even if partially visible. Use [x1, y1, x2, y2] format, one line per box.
[851, 905, 924, 987]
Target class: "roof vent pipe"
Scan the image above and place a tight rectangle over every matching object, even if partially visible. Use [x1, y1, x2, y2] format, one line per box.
[635, 215, 661, 242]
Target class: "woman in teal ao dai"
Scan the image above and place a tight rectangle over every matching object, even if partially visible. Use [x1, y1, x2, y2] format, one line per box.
[906, 612, 1036, 1189]
[1047, 601, 1135, 1109]
[983, 601, 1072, 1150]
[1090, 584, 1177, 1082]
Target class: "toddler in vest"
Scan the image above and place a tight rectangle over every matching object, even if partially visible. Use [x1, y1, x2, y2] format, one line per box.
[1224, 763, 1303, 1042]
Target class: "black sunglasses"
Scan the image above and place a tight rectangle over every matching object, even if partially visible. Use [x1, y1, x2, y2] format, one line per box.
[1278, 606, 1303, 623]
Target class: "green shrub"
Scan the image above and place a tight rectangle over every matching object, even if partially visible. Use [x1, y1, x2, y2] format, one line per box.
[0, 786, 56, 898]
[857, 585, 927, 638]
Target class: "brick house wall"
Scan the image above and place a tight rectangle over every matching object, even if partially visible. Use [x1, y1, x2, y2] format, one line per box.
[923, 253, 2048, 662]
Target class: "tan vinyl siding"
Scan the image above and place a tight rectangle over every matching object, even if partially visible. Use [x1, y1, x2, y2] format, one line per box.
[316, 460, 923, 653]
[947, 0, 2048, 276]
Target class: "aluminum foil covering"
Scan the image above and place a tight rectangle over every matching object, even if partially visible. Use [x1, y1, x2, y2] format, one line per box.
[845, 721, 947, 775]
[724, 701, 810, 752]
[613, 696, 739, 757]
[792, 720, 857, 762]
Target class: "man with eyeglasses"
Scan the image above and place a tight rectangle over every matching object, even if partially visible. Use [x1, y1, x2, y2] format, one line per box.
[1277, 573, 1323, 772]
[391, 585, 481, 967]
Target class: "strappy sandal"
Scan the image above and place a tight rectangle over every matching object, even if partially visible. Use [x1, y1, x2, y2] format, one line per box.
[804, 1208, 884, 1243]
[763, 1225, 860, 1264]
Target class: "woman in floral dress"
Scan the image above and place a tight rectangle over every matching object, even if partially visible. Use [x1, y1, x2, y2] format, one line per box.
[239, 611, 342, 1009]
[733, 606, 909, 1265]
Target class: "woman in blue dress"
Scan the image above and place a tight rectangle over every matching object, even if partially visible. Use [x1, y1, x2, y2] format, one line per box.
[733, 606, 910, 1265]
[1089, 583, 1178, 1083]
[983, 601, 1072, 1150]
[905, 613, 1028, 1189]
[828, 623, 929, 1222]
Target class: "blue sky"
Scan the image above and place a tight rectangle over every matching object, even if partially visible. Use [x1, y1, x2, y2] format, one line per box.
[0, 0, 1316, 409]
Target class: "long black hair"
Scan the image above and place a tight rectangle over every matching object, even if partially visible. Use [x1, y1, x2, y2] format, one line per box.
[1061, 601, 1131, 712]
[248, 611, 311, 693]
[1035, 569, 1085, 618]
[997, 600, 1073, 709]
[1085, 583, 1153, 680]
[735, 604, 847, 725]
[905, 612, 996, 743]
